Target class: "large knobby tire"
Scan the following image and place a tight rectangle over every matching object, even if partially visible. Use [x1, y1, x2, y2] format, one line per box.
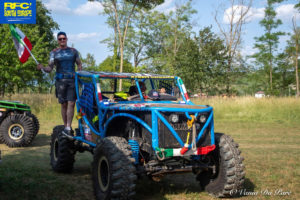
[196, 133, 245, 197]
[27, 113, 40, 136]
[0, 114, 36, 147]
[50, 125, 76, 173]
[92, 136, 137, 200]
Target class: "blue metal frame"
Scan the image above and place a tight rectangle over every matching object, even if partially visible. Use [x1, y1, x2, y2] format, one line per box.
[73, 71, 215, 151]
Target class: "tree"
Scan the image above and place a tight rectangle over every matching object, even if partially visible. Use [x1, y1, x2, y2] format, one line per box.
[295, 2, 300, 12]
[132, 10, 169, 73]
[91, 0, 163, 90]
[214, 0, 252, 95]
[275, 52, 294, 96]
[236, 68, 265, 95]
[292, 18, 300, 97]
[82, 53, 97, 70]
[125, 8, 151, 70]
[252, 0, 284, 95]
[0, 1, 58, 95]
[285, 18, 300, 97]
[163, 0, 196, 75]
[175, 27, 228, 95]
[99, 55, 134, 73]
[130, 1, 196, 75]
[0, 25, 17, 95]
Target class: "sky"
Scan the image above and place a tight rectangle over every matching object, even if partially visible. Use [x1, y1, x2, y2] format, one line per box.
[41, 0, 300, 65]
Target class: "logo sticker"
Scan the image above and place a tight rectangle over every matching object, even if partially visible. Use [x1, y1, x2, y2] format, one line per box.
[0, 0, 36, 24]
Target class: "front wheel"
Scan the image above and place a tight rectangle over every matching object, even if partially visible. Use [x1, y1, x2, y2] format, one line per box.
[196, 133, 245, 197]
[0, 114, 36, 147]
[50, 125, 76, 173]
[92, 136, 137, 200]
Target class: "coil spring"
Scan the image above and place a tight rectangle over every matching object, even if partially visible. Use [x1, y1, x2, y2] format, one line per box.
[128, 139, 139, 164]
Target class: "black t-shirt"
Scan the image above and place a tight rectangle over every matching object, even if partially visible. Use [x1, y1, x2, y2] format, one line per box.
[49, 47, 79, 74]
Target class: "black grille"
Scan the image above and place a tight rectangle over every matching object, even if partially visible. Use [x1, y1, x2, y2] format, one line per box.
[158, 113, 202, 148]
[171, 123, 189, 130]
[141, 112, 211, 149]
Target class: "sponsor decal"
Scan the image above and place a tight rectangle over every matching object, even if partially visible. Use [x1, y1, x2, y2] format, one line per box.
[0, 0, 36, 24]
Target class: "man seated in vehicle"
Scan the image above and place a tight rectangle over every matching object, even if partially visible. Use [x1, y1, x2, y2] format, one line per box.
[160, 87, 166, 94]
[150, 87, 178, 101]
[128, 82, 147, 100]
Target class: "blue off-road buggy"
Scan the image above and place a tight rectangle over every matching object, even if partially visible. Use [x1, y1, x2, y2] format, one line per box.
[50, 71, 245, 199]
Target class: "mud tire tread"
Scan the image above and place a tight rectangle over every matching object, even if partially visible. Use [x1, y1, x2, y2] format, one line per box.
[0, 114, 36, 147]
[196, 133, 245, 197]
[27, 113, 40, 136]
[50, 125, 75, 173]
[92, 136, 137, 200]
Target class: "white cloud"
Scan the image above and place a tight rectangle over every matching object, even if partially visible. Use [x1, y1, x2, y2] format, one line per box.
[74, 2, 103, 16]
[223, 5, 264, 24]
[164, 6, 177, 14]
[240, 45, 257, 57]
[276, 4, 300, 21]
[43, 0, 103, 16]
[223, 5, 245, 24]
[43, 0, 71, 14]
[53, 32, 101, 44]
[68, 32, 101, 42]
[223, 3, 300, 24]
[248, 7, 265, 21]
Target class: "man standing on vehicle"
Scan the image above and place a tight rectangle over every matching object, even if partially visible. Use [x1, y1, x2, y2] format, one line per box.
[37, 32, 82, 135]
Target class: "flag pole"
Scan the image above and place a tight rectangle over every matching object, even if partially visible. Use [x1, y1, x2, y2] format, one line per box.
[21, 40, 38, 64]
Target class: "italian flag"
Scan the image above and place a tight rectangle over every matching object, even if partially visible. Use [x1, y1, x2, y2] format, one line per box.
[179, 78, 190, 101]
[9, 24, 32, 63]
[155, 145, 216, 158]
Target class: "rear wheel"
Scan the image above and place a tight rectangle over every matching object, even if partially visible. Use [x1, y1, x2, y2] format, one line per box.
[196, 133, 245, 197]
[50, 125, 76, 173]
[0, 114, 36, 147]
[27, 113, 39, 136]
[92, 136, 137, 200]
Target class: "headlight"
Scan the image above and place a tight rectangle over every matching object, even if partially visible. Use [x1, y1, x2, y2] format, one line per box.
[199, 115, 206, 123]
[169, 114, 179, 123]
[0, 112, 2, 117]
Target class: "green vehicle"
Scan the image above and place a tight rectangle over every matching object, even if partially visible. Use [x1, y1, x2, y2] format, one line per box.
[0, 100, 39, 147]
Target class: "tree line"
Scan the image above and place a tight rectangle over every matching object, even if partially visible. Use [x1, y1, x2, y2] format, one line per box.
[0, 0, 299, 97]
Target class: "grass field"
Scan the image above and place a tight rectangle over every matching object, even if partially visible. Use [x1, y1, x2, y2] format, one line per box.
[0, 94, 299, 200]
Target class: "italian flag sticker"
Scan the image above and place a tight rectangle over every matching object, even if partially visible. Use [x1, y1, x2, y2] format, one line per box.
[9, 24, 32, 63]
[179, 78, 190, 101]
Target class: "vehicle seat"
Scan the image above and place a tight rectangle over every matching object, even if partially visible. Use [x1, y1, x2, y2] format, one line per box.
[129, 86, 137, 96]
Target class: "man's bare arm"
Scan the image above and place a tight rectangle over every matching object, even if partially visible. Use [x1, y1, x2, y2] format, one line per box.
[37, 61, 54, 73]
[76, 57, 82, 71]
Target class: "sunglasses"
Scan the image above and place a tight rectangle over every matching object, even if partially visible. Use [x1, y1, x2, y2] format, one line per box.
[58, 37, 66, 41]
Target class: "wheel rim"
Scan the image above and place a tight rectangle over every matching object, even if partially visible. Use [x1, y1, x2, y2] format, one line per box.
[8, 124, 24, 140]
[53, 138, 59, 161]
[97, 156, 110, 192]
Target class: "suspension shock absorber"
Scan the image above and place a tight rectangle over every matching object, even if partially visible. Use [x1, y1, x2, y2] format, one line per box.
[128, 139, 139, 164]
[128, 122, 139, 164]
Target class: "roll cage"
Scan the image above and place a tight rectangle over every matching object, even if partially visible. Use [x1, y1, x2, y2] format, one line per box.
[74, 71, 215, 153]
